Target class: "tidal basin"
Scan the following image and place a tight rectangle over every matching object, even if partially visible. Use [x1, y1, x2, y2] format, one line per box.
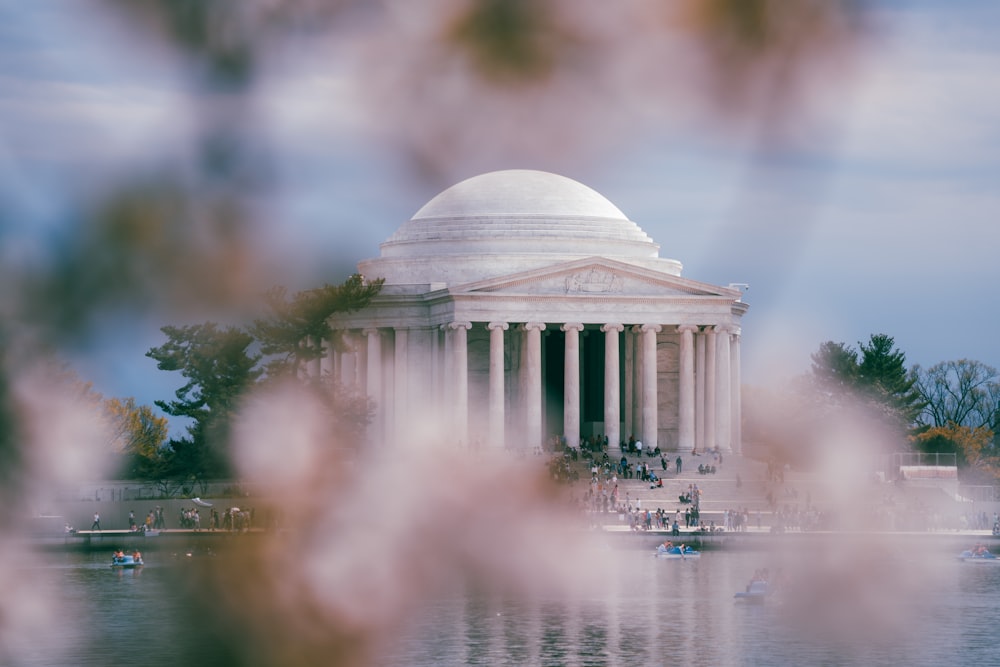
[15, 532, 1000, 667]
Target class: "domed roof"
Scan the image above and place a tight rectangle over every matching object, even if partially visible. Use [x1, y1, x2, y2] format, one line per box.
[411, 169, 630, 221]
[361, 169, 672, 285]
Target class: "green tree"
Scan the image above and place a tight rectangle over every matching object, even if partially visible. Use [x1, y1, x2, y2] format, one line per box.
[251, 275, 383, 450]
[810, 341, 859, 395]
[252, 274, 383, 379]
[801, 334, 924, 458]
[144, 275, 382, 479]
[856, 333, 924, 430]
[146, 322, 262, 479]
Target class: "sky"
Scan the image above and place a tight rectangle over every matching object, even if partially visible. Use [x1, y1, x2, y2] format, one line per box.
[2, 1, 999, 421]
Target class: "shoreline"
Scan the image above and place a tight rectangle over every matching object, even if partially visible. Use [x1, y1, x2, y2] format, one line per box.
[28, 524, 1000, 554]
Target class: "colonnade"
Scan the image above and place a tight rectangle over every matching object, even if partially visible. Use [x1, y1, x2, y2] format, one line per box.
[326, 321, 742, 454]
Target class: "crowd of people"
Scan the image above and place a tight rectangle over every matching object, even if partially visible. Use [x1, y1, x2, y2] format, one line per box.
[105, 505, 257, 532]
[552, 441, 787, 535]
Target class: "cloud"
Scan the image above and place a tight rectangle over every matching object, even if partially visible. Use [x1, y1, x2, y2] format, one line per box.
[0, 76, 189, 166]
[837, 19, 1000, 172]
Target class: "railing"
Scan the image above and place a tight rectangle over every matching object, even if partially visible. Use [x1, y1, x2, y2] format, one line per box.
[957, 485, 1000, 503]
[888, 452, 957, 469]
[53, 480, 264, 502]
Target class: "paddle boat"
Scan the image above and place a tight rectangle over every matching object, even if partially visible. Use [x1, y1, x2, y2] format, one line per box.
[956, 545, 1000, 563]
[654, 543, 700, 559]
[734, 579, 772, 604]
[111, 551, 144, 569]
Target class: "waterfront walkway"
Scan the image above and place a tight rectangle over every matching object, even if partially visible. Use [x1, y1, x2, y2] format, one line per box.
[567, 448, 998, 539]
[37, 447, 1000, 551]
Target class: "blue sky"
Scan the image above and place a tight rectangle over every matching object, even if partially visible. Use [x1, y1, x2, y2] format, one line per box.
[2, 1, 999, 419]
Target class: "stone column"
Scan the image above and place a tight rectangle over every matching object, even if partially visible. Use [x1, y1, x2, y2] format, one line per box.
[730, 327, 742, 454]
[431, 326, 441, 419]
[394, 328, 408, 444]
[442, 324, 453, 434]
[364, 328, 382, 445]
[524, 322, 546, 451]
[641, 324, 661, 451]
[695, 329, 706, 453]
[625, 325, 646, 447]
[704, 326, 717, 454]
[340, 332, 357, 389]
[561, 323, 584, 449]
[624, 328, 635, 441]
[678, 325, 698, 452]
[328, 333, 340, 382]
[449, 322, 471, 448]
[715, 325, 732, 453]
[355, 334, 367, 389]
[487, 322, 508, 450]
[602, 323, 624, 450]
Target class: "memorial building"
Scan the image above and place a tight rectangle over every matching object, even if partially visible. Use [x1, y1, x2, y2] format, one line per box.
[328, 169, 748, 453]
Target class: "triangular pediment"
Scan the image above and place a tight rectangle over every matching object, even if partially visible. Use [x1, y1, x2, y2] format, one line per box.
[453, 257, 736, 298]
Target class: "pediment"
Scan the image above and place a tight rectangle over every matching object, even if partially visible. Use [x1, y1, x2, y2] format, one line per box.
[453, 257, 733, 298]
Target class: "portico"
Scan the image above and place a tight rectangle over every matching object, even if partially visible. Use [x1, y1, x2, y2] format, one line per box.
[328, 170, 748, 453]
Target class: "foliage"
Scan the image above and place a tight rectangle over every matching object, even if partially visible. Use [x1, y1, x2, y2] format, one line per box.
[316, 376, 377, 447]
[0, 343, 24, 495]
[252, 274, 383, 379]
[142, 275, 383, 482]
[912, 359, 1000, 432]
[146, 322, 262, 479]
[748, 334, 931, 468]
[809, 340, 858, 395]
[856, 333, 924, 428]
[808, 333, 923, 435]
[912, 423, 999, 481]
[103, 396, 169, 478]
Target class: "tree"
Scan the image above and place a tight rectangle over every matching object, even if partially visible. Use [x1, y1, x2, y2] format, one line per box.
[144, 274, 382, 480]
[146, 322, 262, 479]
[103, 396, 169, 478]
[252, 274, 383, 379]
[855, 334, 924, 432]
[802, 334, 924, 455]
[810, 341, 859, 394]
[912, 423, 999, 481]
[912, 359, 1000, 431]
[250, 275, 383, 451]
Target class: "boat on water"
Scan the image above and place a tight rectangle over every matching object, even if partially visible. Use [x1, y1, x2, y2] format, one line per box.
[111, 551, 144, 569]
[956, 546, 1000, 563]
[654, 543, 700, 559]
[734, 579, 772, 603]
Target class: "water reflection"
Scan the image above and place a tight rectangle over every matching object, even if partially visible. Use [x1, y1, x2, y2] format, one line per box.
[16, 543, 1000, 666]
[538, 601, 569, 666]
[464, 593, 494, 664]
[500, 598, 532, 665]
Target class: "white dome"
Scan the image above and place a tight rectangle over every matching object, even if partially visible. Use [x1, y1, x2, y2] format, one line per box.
[360, 170, 673, 285]
[411, 169, 630, 221]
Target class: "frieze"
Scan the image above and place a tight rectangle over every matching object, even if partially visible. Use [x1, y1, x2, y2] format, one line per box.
[565, 268, 624, 294]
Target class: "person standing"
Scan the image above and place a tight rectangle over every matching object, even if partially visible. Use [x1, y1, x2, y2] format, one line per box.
[91, 513, 101, 531]
[128, 510, 136, 531]
[675, 455, 683, 474]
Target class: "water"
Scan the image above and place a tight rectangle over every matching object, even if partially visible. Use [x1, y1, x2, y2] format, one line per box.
[11, 542, 1000, 666]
